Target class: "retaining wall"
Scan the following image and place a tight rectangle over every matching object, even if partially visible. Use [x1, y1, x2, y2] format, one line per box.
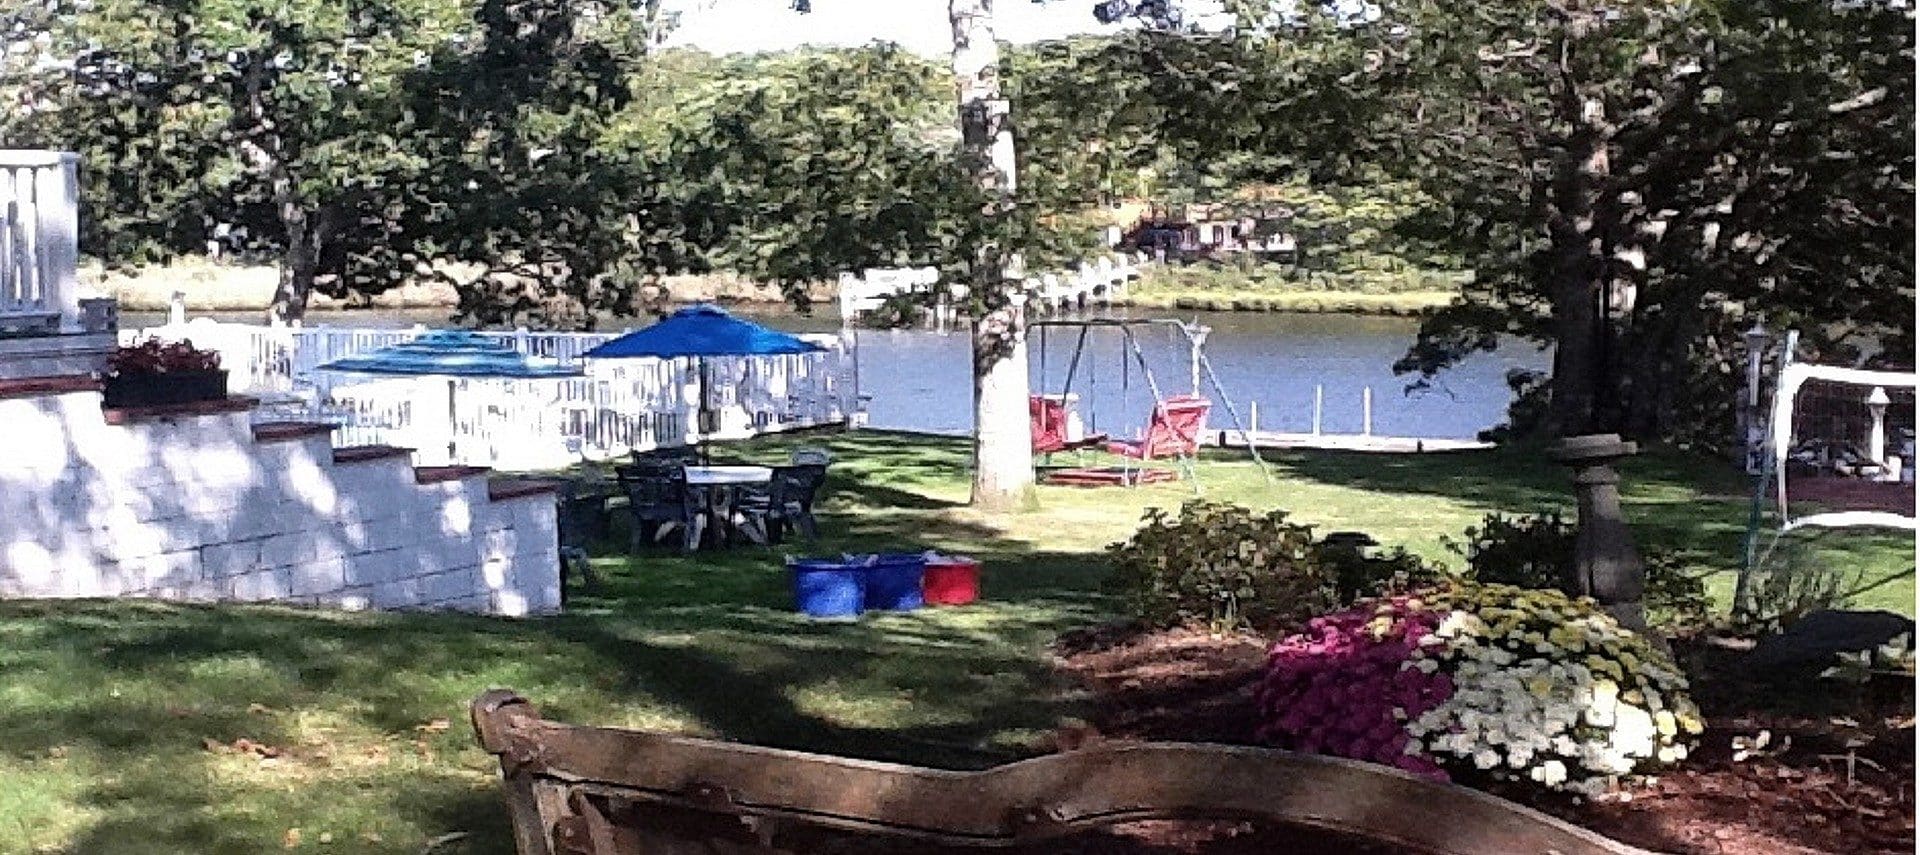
[0, 379, 560, 615]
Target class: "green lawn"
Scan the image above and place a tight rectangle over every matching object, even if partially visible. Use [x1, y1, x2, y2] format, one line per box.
[0, 431, 1909, 853]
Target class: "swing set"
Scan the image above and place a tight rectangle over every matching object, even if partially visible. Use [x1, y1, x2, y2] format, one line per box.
[1029, 318, 1270, 489]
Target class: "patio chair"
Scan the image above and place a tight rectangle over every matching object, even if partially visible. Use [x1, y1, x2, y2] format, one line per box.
[789, 446, 834, 466]
[733, 463, 827, 544]
[615, 464, 704, 552]
[554, 480, 607, 597]
[630, 446, 699, 468]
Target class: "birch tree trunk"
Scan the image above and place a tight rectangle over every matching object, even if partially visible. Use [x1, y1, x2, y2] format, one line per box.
[950, 0, 1034, 510]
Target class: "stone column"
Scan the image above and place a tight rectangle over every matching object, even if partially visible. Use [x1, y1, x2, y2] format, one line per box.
[1548, 434, 1649, 634]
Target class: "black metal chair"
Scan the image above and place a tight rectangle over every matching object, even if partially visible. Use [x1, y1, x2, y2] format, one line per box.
[615, 464, 704, 552]
[554, 480, 608, 598]
[630, 446, 699, 469]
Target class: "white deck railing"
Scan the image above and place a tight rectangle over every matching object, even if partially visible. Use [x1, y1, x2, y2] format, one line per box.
[0, 150, 80, 334]
[121, 321, 861, 471]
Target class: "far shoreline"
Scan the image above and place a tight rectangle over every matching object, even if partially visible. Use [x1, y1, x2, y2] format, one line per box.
[93, 259, 1456, 321]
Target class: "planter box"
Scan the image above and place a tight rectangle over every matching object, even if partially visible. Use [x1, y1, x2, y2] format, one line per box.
[102, 369, 229, 408]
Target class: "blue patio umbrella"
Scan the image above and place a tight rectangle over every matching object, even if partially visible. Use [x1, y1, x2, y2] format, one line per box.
[583, 305, 826, 456]
[319, 330, 582, 462]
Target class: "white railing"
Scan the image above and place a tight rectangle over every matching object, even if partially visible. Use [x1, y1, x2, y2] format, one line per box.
[121, 320, 861, 471]
[0, 150, 79, 334]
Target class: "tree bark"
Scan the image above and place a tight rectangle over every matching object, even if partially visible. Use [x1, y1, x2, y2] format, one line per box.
[950, 0, 1034, 510]
[269, 196, 317, 325]
[1545, 96, 1612, 438]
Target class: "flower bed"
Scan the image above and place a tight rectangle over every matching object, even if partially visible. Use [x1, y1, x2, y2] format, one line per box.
[103, 337, 227, 408]
[1257, 582, 1703, 797]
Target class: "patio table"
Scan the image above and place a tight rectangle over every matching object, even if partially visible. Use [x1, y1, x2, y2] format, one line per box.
[684, 465, 773, 546]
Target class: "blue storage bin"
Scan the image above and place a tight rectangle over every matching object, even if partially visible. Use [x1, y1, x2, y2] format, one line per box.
[858, 553, 927, 611]
[789, 558, 866, 618]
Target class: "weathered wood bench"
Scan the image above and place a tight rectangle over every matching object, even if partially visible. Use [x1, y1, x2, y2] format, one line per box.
[471, 690, 1652, 855]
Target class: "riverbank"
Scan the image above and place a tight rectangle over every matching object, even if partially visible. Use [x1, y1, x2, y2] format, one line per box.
[1117, 262, 1462, 316]
[90, 258, 1458, 318]
[85, 259, 833, 314]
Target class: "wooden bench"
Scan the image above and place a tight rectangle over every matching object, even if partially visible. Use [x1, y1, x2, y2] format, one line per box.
[471, 690, 1652, 855]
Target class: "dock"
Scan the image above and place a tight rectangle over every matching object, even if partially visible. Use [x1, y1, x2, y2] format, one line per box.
[1211, 430, 1494, 454]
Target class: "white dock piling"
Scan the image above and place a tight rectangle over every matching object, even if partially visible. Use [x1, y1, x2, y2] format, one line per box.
[1312, 385, 1324, 436]
[1363, 387, 1373, 436]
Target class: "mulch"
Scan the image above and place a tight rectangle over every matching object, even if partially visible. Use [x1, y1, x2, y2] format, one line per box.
[1043, 625, 1916, 855]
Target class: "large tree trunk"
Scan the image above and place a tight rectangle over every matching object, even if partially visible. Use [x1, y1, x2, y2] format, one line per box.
[269, 196, 317, 325]
[950, 0, 1033, 510]
[1545, 97, 1613, 438]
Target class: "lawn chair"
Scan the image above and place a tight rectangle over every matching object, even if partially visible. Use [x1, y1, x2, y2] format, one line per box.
[1106, 394, 1211, 460]
[615, 464, 704, 552]
[733, 463, 827, 544]
[1030, 394, 1107, 457]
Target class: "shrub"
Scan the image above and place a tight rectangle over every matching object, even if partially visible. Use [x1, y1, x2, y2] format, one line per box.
[1444, 512, 1573, 590]
[1106, 501, 1328, 631]
[1257, 582, 1703, 797]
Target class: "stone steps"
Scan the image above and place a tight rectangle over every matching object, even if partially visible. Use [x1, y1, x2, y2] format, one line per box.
[0, 377, 560, 615]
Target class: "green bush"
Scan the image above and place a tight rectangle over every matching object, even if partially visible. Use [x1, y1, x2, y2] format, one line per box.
[1444, 512, 1575, 590]
[1105, 501, 1439, 631]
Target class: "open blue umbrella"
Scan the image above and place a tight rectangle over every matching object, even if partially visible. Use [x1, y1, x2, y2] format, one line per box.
[319, 330, 582, 462]
[583, 305, 825, 456]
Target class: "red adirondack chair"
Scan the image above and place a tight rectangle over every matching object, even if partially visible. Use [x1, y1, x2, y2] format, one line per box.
[1106, 395, 1211, 460]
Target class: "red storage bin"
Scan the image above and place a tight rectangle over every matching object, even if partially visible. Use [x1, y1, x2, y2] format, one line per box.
[922, 557, 980, 606]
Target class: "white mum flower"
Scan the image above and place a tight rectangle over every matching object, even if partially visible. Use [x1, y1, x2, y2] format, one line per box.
[1530, 759, 1569, 787]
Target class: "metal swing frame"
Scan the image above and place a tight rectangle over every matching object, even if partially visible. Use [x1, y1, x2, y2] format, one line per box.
[1031, 317, 1271, 490]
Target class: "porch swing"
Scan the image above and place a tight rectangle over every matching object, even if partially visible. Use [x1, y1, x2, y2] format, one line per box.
[1028, 318, 1269, 490]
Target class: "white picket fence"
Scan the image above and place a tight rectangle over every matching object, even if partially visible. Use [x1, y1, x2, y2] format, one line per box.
[121, 320, 861, 471]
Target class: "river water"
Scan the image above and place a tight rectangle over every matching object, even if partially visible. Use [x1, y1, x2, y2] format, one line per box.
[124, 307, 1547, 440]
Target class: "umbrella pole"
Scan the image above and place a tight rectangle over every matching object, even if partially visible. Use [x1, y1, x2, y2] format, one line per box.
[699, 359, 711, 465]
[447, 377, 458, 464]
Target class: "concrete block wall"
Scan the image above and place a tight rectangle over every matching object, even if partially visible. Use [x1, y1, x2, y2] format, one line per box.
[0, 384, 560, 616]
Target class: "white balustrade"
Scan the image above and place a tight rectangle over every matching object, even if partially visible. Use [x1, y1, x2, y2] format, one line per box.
[119, 321, 861, 471]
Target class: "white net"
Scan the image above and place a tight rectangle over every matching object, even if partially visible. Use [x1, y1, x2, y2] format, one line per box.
[1770, 362, 1918, 531]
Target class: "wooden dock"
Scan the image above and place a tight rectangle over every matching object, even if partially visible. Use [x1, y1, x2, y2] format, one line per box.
[1211, 429, 1494, 454]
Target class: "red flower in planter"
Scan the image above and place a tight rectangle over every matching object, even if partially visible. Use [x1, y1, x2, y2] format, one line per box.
[108, 337, 222, 376]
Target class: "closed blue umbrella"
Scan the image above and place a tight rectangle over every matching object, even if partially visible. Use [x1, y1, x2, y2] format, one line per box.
[584, 305, 826, 457]
[319, 330, 582, 462]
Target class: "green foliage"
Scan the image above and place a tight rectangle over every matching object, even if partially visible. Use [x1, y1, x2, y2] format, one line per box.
[1377, 1, 1916, 440]
[1104, 500, 1438, 631]
[1444, 512, 1576, 591]
[1739, 539, 1867, 632]
[1107, 501, 1325, 631]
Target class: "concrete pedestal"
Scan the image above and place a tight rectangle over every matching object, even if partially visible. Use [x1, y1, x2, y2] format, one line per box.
[1548, 434, 1651, 636]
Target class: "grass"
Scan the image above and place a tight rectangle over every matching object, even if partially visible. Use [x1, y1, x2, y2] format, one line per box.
[0, 431, 1909, 853]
